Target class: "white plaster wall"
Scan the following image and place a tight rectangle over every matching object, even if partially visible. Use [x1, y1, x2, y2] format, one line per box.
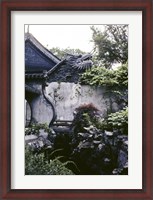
[31, 94, 54, 124]
[25, 100, 31, 126]
[27, 83, 54, 125]
[46, 82, 119, 121]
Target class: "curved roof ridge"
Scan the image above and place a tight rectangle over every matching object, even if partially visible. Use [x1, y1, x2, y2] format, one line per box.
[25, 32, 61, 64]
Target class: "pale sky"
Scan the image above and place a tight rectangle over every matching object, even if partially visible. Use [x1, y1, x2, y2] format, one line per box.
[25, 25, 104, 53]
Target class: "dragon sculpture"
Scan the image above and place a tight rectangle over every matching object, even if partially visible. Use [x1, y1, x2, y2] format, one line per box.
[65, 53, 93, 70]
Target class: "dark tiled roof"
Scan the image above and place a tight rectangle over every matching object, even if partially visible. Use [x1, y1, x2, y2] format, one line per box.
[25, 60, 66, 80]
[24, 33, 85, 81]
[25, 32, 61, 74]
[25, 73, 44, 79]
[47, 59, 66, 76]
[25, 33, 60, 64]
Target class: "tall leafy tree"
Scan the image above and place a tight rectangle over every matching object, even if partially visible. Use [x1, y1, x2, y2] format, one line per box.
[91, 25, 128, 68]
[50, 47, 86, 60]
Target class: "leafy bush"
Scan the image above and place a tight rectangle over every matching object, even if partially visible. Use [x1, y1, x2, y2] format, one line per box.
[115, 64, 128, 88]
[25, 147, 74, 175]
[107, 107, 128, 134]
[80, 63, 128, 90]
[80, 66, 117, 87]
[71, 103, 100, 134]
[25, 123, 53, 135]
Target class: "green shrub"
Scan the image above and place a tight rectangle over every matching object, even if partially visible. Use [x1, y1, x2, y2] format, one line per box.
[71, 103, 100, 134]
[106, 107, 128, 134]
[80, 63, 128, 89]
[115, 64, 128, 88]
[25, 123, 52, 135]
[25, 147, 74, 175]
[80, 66, 117, 87]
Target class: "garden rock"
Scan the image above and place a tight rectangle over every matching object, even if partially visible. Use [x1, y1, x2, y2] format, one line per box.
[39, 129, 48, 139]
[25, 135, 38, 144]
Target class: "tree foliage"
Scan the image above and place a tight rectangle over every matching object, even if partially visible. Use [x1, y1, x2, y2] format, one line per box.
[91, 25, 128, 68]
[80, 63, 128, 89]
[50, 47, 86, 60]
[106, 107, 128, 134]
[25, 123, 52, 135]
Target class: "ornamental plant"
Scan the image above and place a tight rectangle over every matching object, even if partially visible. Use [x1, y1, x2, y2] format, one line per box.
[25, 123, 52, 135]
[25, 147, 74, 175]
[80, 63, 128, 90]
[106, 107, 128, 135]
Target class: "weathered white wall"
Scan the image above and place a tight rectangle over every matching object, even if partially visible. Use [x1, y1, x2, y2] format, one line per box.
[25, 100, 31, 126]
[30, 93, 54, 124]
[26, 83, 54, 125]
[46, 82, 119, 121]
